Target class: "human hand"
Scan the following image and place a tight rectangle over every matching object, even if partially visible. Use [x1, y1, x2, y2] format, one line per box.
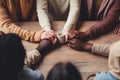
[0, 31, 5, 35]
[67, 38, 92, 51]
[66, 30, 89, 41]
[67, 38, 86, 51]
[36, 39, 53, 56]
[66, 30, 78, 41]
[41, 30, 57, 45]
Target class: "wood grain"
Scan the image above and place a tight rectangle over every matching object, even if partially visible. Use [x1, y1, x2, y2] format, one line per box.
[15, 21, 120, 80]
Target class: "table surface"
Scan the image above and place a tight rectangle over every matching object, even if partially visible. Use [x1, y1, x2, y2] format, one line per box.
[15, 21, 120, 80]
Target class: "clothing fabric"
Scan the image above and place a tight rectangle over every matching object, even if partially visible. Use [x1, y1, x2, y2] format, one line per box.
[94, 72, 117, 80]
[0, 0, 44, 42]
[113, 24, 120, 35]
[92, 43, 110, 57]
[80, 0, 120, 38]
[92, 41, 120, 79]
[18, 68, 44, 80]
[25, 49, 41, 68]
[19, 49, 43, 80]
[37, 0, 80, 33]
[109, 41, 120, 79]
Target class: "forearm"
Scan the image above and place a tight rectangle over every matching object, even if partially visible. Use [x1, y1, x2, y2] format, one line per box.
[25, 39, 53, 68]
[37, 0, 52, 31]
[88, 16, 119, 39]
[0, 3, 44, 42]
[83, 43, 110, 57]
[87, 0, 120, 39]
[63, 0, 80, 33]
[92, 44, 110, 57]
[1, 21, 44, 42]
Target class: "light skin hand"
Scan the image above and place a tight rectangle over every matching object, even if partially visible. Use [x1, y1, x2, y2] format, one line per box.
[41, 30, 57, 45]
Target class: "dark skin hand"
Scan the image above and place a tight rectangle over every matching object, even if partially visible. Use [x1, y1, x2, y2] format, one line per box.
[36, 38, 60, 56]
[67, 30, 89, 41]
[0, 31, 5, 35]
[67, 38, 93, 52]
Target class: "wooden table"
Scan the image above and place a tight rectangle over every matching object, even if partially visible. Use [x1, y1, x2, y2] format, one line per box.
[15, 21, 120, 80]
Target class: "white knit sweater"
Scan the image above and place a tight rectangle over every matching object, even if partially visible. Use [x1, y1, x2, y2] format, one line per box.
[37, 0, 80, 34]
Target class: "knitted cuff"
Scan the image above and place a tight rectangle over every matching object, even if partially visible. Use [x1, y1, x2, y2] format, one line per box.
[92, 44, 110, 57]
[24, 49, 41, 68]
[43, 26, 51, 31]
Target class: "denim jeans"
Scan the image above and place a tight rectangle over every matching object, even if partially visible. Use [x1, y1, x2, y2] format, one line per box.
[94, 71, 117, 80]
[18, 68, 44, 80]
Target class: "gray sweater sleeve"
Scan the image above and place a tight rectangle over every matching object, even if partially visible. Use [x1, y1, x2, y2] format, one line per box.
[92, 44, 111, 57]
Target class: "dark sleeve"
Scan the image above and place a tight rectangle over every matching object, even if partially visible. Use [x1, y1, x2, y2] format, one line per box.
[88, 0, 120, 39]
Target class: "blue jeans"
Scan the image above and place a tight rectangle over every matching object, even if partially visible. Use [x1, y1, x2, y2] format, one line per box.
[18, 68, 44, 80]
[94, 71, 117, 80]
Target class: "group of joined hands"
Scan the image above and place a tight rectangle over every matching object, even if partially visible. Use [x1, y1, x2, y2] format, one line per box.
[0, 30, 92, 56]
[39, 30, 92, 55]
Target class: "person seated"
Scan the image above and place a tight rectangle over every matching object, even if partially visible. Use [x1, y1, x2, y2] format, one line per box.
[67, 0, 120, 41]
[0, 32, 56, 80]
[37, 0, 80, 44]
[46, 62, 82, 80]
[91, 41, 120, 80]
[67, 39, 120, 80]
[0, 0, 57, 42]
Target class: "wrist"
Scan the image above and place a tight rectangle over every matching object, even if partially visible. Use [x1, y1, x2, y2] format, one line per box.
[36, 39, 52, 56]
[62, 30, 68, 35]
[83, 43, 93, 52]
[43, 26, 51, 31]
[36, 46, 44, 56]
[84, 31, 90, 41]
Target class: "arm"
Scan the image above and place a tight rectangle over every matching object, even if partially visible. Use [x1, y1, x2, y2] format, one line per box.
[37, 0, 52, 31]
[92, 44, 110, 57]
[25, 39, 54, 68]
[25, 49, 41, 68]
[87, 0, 120, 39]
[63, 0, 80, 34]
[67, 38, 110, 57]
[0, 1, 44, 42]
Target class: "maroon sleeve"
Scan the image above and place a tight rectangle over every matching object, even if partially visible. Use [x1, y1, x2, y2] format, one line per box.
[88, 0, 120, 39]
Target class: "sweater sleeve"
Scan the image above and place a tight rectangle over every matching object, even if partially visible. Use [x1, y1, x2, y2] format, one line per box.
[25, 49, 41, 68]
[92, 44, 111, 57]
[63, 0, 80, 34]
[0, 1, 44, 42]
[37, 0, 52, 31]
[88, 0, 120, 39]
